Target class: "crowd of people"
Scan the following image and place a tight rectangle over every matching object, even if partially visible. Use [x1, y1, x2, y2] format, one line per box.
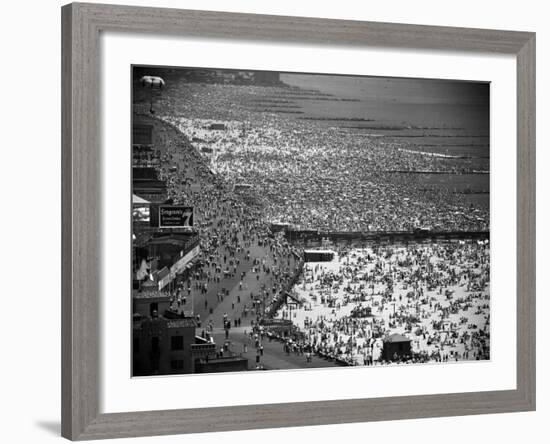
[275, 242, 490, 365]
[132, 73, 491, 368]
[146, 116, 302, 328]
[164, 117, 488, 233]
[150, 78, 489, 233]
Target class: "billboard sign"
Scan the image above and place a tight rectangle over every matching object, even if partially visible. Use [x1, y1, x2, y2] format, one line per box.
[158, 206, 193, 228]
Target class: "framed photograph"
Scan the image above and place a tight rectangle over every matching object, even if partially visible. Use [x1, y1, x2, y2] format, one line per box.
[62, 2, 535, 440]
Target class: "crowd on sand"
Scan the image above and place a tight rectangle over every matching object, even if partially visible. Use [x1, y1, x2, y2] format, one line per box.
[164, 114, 488, 233]
[272, 242, 490, 365]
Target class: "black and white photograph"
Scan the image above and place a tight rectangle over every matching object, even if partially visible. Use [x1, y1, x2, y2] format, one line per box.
[1, 0, 544, 442]
[131, 66, 490, 376]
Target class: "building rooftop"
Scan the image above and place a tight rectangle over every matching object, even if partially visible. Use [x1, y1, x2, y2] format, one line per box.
[133, 315, 196, 330]
[384, 333, 411, 343]
[132, 288, 171, 300]
[147, 235, 196, 247]
[167, 318, 197, 329]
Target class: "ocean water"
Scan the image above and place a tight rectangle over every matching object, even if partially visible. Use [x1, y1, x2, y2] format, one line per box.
[280, 73, 490, 161]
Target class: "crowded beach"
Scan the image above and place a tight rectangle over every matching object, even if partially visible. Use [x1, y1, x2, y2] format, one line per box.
[133, 69, 490, 368]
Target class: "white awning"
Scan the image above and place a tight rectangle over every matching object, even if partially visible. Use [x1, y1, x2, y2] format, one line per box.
[132, 194, 150, 204]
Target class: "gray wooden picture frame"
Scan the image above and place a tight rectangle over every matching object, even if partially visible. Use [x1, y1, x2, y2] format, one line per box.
[61, 2, 536, 440]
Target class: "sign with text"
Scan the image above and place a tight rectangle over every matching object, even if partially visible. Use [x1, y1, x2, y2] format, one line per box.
[158, 206, 193, 228]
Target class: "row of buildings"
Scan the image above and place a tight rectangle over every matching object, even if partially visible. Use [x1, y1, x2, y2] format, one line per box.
[131, 115, 248, 376]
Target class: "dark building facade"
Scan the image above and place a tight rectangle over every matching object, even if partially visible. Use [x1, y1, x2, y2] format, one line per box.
[303, 249, 335, 262]
[133, 316, 197, 376]
[133, 167, 168, 203]
[132, 288, 200, 376]
[382, 333, 412, 361]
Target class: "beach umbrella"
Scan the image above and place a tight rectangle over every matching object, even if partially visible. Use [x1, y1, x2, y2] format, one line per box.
[140, 75, 165, 114]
